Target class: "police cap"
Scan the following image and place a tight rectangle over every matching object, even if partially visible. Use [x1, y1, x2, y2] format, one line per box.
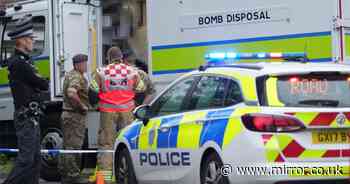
[7, 15, 35, 40]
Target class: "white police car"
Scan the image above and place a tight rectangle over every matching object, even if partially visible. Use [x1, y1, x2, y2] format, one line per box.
[113, 52, 350, 184]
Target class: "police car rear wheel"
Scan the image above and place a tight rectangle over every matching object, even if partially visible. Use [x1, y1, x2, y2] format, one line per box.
[201, 152, 229, 184]
[116, 148, 137, 184]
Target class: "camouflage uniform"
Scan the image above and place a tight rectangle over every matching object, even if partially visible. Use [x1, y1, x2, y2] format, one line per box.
[135, 69, 156, 106]
[59, 69, 89, 181]
[97, 110, 134, 170]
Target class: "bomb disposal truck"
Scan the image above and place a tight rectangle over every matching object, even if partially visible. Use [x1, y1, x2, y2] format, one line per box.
[147, 0, 350, 87]
[0, 0, 105, 181]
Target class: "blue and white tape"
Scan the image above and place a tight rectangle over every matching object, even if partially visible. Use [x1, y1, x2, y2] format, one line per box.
[0, 148, 113, 154]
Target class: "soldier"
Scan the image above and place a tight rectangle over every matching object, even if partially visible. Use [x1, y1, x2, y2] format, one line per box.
[59, 54, 89, 184]
[94, 47, 145, 183]
[3, 15, 49, 184]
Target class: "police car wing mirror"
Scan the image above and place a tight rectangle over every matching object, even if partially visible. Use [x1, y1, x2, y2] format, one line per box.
[133, 105, 151, 126]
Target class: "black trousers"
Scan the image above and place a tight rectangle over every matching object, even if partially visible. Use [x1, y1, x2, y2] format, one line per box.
[3, 110, 41, 184]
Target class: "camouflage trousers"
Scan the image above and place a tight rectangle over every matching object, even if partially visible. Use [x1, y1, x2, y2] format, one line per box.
[58, 111, 86, 179]
[97, 111, 134, 171]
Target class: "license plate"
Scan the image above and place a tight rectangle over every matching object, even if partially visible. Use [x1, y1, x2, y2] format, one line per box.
[312, 131, 350, 144]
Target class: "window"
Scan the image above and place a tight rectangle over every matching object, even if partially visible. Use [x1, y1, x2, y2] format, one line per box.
[224, 80, 243, 106]
[0, 16, 45, 64]
[274, 74, 350, 107]
[187, 76, 228, 110]
[32, 16, 45, 56]
[151, 76, 198, 116]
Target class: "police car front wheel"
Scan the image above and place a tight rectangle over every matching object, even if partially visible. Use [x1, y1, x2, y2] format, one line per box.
[200, 152, 229, 184]
[115, 148, 137, 184]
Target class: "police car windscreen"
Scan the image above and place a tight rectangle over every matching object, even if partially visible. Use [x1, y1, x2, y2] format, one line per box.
[275, 74, 350, 107]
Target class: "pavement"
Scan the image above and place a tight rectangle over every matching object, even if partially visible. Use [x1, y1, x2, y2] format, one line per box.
[0, 161, 59, 184]
[0, 169, 94, 184]
[0, 159, 94, 184]
[0, 179, 59, 184]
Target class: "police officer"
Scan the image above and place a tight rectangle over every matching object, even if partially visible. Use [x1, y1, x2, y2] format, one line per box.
[94, 47, 145, 183]
[3, 15, 49, 184]
[59, 54, 89, 184]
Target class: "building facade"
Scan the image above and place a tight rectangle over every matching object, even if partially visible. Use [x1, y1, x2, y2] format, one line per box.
[0, 0, 148, 63]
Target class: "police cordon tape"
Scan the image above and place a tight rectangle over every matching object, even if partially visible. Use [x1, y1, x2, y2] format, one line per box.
[0, 148, 114, 154]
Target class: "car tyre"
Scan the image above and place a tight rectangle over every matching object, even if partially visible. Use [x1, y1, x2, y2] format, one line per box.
[115, 148, 137, 184]
[40, 126, 63, 181]
[40, 111, 63, 182]
[200, 152, 229, 184]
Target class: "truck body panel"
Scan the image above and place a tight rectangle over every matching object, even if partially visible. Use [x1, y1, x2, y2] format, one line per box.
[147, 0, 349, 89]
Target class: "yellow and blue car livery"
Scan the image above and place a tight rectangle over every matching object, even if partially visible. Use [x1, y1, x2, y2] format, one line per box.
[114, 55, 350, 184]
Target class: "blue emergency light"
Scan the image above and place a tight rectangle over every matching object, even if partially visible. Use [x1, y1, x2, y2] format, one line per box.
[204, 52, 306, 61]
[200, 52, 308, 71]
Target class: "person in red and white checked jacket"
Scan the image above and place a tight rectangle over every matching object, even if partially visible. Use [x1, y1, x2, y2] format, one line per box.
[93, 46, 145, 182]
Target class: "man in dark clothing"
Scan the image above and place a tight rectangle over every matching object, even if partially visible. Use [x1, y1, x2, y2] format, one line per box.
[135, 59, 148, 73]
[124, 55, 155, 105]
[2, 15, 49, 184]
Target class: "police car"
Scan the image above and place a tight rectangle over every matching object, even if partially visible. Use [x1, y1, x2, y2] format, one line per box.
[113, 52, 350, 184]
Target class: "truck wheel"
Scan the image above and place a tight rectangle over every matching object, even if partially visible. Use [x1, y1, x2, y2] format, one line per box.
[40, 127, 63, 181]
[200, 152, 229, 184]
[115, 148, 137, 184]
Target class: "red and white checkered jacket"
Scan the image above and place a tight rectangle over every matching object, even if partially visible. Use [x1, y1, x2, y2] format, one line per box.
[98, 63, 138, 112]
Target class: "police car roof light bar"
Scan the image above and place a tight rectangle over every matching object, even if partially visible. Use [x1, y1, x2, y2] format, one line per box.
[204, 52, 307, 61]
[200, 52, 307, 71]
[198, 63, 263, 71]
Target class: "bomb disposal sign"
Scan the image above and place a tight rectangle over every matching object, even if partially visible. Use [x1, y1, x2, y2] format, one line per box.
[180, 6, 290, 31]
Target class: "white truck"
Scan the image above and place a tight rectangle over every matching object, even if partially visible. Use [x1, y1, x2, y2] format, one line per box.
[0, 0, 129, 181]
[0, 0, 349, 181]
[147, 0, 350, 87]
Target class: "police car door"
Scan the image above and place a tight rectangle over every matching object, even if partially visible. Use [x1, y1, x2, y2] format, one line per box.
[134, 75, 199, 184]
[49, 0, 101, 99]
[166, 75, 231, 183]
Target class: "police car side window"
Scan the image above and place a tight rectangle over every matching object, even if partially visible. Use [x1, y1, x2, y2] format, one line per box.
[224, 80, 243, 106]
[151, 76, 197, 116]
[187, 76, 227, 110]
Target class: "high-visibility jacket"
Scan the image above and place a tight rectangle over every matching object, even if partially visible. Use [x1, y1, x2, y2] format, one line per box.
[98, 63, 137, 112]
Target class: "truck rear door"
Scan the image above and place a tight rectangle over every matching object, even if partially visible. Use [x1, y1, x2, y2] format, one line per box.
[49, 0, 101, 99]
[342, 0, 350, 63]
[334, 0, 350, 63]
